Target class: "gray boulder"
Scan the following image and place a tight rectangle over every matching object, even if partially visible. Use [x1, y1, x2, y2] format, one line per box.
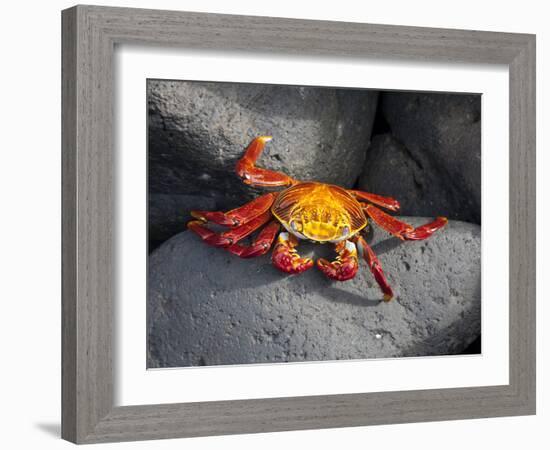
[358, 92, 481, 224]
[148, 218, 480, 368]
[148, 80, 378, 204]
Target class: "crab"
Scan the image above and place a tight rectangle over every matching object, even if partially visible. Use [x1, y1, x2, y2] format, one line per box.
[187, 136, 447, 301]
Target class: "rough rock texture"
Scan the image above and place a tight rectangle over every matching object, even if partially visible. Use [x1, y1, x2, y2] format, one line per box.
[358, 92, 481, 224]
[358, 133, 460, 219]
[148, 80, 378, 206]
[148, 218, 481, 368]
[148, 193, 217, 244]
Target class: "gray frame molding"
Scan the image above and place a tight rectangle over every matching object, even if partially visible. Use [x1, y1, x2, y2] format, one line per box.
[62, 5, 536, 444]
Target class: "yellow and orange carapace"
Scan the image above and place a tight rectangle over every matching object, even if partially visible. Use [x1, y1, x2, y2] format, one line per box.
[188, 136, 447, 301]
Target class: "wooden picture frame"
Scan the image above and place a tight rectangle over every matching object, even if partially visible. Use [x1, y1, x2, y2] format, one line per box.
[61, 5, 536, 444]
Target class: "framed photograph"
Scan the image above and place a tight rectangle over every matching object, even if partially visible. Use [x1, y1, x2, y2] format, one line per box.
[62, 5, 536, 444]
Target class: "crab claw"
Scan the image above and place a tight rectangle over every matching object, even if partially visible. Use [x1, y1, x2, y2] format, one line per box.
[272, 232, 313, 274]
[316, 241, 359, 281]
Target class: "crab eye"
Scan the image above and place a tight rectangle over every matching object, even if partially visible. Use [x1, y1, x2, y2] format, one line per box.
[341, 225, 350, 237]
[290, 220, 303, 233]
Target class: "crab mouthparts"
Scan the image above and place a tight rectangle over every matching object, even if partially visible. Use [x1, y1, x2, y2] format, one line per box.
[300, 221, 347, 242]
[286, 205, 353, 243]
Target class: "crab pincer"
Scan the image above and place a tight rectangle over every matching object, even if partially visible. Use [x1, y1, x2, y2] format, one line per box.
[272, 232, 314, 274]
[316, 241, 359, 281]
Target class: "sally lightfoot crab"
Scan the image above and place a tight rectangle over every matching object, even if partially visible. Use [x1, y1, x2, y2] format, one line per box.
[187, 136, 448, 301]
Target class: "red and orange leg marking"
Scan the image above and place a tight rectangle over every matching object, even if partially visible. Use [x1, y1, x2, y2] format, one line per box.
[191, 193, 276, 227]
[235, 136, 297, 187]
[272, 232, 313, 274]
[316, 241, 359, 281]
[353, 235, 394, 301]
[226, 221, 280, 258]
[363, 204, 447, 241]
[187, 210, 272, 248]
[348, 189, 401, 212]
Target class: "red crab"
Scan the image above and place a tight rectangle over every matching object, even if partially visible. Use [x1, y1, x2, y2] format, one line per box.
[188, 136, 447, 301]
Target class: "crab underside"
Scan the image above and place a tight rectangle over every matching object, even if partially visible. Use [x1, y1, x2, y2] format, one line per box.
[188, 136, 447, 301]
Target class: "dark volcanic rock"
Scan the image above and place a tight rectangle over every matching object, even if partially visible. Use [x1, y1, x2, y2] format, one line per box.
[148, 193, 217, 244]
[148, 80, 378, 204]
[147, 218, 481, 368]
[358, 92, 481, 224]
[358, 133, 463, 220]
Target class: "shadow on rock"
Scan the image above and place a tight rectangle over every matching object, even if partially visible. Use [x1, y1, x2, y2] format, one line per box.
[370, 237, 404, 256]
[316, 286, 382, 307]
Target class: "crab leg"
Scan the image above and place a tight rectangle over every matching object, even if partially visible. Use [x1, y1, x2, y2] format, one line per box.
[226, 221, 280, 258]
[188, 210, 272, 248]
[348, 189, 401, 212]
[316, 241, 359, 281]
[363, 204, 447, 241]
[272, 232, 314, 274]
[191, 193, 276, 227]
[235, 136, 297, 187]
[353, 235, 394, 301]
